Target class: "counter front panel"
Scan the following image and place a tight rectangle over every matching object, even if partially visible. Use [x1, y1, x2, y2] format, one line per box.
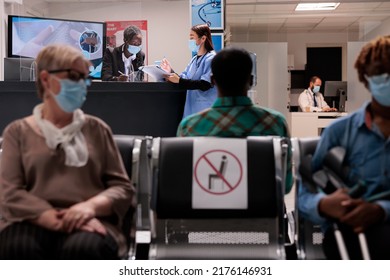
[0, 81, 186, 137]
[291, 112, 348, 138]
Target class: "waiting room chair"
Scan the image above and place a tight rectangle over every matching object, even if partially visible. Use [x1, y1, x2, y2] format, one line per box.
[136, 136, 287, 259]
[291, 137, 325, 260]
[113, 135, 152, 259]
[0, 149, 2, 222]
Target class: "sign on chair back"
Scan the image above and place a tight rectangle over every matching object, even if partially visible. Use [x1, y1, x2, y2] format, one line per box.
[144, 136, 287, 260]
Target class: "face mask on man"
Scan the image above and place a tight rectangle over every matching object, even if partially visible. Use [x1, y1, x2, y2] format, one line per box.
[188, 39, 200, 53]
[313, 85, 320, 93]
[366, 73, 390, 107]
[51, 77, 88, 113]
[127, 45, 141, 55]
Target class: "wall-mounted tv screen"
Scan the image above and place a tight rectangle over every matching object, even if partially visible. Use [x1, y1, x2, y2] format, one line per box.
[8, 15, 106, 79]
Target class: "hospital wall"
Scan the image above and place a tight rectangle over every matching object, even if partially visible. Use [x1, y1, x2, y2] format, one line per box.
[1, 0, 390, 120]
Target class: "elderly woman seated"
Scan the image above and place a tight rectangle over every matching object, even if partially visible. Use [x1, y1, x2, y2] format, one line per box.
[0, 44, 135, 260]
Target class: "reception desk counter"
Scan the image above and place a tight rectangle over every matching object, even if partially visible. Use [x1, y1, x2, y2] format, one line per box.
[0, 81, 186, 137]
[291, 112, 348, 138]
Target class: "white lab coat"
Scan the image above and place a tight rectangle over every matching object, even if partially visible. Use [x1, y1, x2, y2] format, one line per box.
[298, 88, 330, 112]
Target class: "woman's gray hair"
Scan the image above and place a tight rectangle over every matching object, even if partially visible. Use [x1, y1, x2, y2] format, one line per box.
[35, 44, 90, 99]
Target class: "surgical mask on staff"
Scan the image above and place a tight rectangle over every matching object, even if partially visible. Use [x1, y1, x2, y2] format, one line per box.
[127, 45, 141, 55]
[313, 85, 320, 93]
[188, 39, 200, 53]
[366, 73, 390, 107]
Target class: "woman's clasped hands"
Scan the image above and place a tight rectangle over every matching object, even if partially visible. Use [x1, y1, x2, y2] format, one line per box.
[32, 202, 107, 236]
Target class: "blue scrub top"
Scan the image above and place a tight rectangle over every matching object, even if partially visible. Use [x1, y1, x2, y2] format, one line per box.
[180, 51, 217, 118]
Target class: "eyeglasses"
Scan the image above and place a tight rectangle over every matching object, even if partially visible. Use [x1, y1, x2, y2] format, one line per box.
[48, 69, 92, 86]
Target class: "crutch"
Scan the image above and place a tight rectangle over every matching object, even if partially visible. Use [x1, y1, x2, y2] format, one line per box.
[299, 149, 370, 259]
[312, 169, 351, 259]
[313, 146, 370, 260]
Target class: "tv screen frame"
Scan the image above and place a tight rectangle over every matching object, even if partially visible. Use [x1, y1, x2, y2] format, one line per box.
[8, 15, 106, 79]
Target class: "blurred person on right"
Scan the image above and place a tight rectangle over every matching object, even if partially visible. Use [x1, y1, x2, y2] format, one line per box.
[298, 35, 390, 259]
[177, 47, 293, 194]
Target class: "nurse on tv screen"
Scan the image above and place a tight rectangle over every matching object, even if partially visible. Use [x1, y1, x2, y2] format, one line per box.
[8, 15, 106, 79]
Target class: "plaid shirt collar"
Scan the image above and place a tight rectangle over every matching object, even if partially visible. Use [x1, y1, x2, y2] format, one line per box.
[212, 96, 253, 108]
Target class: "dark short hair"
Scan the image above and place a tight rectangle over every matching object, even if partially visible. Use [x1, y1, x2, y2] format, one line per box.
[309, 76, 321, 86]
[123, 25, 142, 42]
[355, 35, 390, 89]
[211, 47, 252, 95]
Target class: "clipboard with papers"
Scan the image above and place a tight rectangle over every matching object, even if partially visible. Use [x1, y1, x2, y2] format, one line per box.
[139, 65, 172, 81]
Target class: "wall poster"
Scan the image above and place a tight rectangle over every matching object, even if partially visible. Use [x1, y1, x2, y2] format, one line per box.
[190, 0, 224, 30]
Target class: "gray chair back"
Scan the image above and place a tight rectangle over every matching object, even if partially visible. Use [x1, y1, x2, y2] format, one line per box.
[292, 137, 325, 260]
[145, 136, 287, 259]
[112, 135, 142, 255]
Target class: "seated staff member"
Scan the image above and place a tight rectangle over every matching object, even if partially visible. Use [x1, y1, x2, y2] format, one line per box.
[0, 45, 135, 260]
[298, 76, 337, 112]
[102, 25, 145, 82]
[177, 47, 293, 194]
[160, 24, 217, 119]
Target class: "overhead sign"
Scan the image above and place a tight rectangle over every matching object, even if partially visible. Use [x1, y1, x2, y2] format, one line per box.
[192, 138, 248, 209]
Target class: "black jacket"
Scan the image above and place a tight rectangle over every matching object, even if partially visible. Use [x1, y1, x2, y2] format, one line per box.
[102, 44, 145, 81]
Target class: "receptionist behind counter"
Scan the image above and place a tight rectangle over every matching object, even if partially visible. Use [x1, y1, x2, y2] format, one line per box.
[101, 25, 145, 82]
[298, 76, 337, 112]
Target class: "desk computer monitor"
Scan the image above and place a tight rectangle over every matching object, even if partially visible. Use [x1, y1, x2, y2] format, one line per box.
[4, 57, 36, 81]
[324, 81, 347, 112]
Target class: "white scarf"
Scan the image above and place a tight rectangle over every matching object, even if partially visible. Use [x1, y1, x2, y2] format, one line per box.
[33, 104, 89, 167]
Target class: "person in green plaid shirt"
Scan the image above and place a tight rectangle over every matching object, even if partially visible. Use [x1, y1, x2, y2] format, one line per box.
[177, 47, 292, 193]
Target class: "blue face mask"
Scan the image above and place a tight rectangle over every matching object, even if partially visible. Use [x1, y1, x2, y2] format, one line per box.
[127, 45, 141, 55]
[188, 39, 199, 53]
[51, 78, 88, 113]
[313, 85, 320, 93]
[366, 73, 390, 107]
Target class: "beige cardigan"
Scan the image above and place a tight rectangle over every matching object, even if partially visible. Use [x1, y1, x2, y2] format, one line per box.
[0, 114, 135, 258]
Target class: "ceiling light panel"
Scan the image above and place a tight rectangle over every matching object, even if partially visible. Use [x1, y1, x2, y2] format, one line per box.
[295, 3, 340, 11]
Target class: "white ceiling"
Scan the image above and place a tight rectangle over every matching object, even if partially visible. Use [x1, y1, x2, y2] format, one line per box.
[41, 0, 390, 34]
[227, 0, 390, 34]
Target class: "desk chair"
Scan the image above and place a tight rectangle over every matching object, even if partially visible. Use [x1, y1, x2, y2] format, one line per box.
[137, 136, 287, 259]
[291, 137, 325, 260]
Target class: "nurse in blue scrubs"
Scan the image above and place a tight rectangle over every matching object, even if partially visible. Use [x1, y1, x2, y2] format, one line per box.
[161, 24, 217, 118]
